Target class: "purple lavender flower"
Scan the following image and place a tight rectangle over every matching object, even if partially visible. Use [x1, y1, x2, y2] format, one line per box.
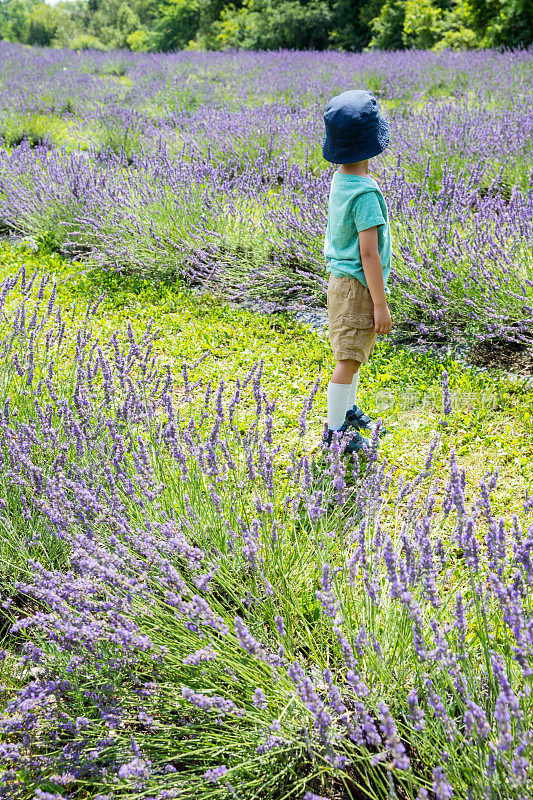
[298, 377, 320, 437]
[0, 46, 531, 800]
[274, 614, 285, 636]
[234, 616, 265, 658]
[510, 736, 529, 785]
[316, 563, 339, 619]
[183, 646, 217, 665]
[464, 699, 490, 740]
[204, 765, 228, 783]
[432, 766, 454, 799]
[256, 734, 286, 754]
[288, 661, 332, 744]
[407, 689, 426, 731]
[181, 687, 244, 718]
[375, 702, 410, 770]
[118, 756, 152, 782]
[494, 691, 514, 751]
[252, 688, 267, 709]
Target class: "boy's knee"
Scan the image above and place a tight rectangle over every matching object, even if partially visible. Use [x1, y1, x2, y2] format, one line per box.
[331, 358, 360, 383]
[339, 358, 360, 373]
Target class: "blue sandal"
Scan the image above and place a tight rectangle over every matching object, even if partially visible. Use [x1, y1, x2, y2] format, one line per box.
[345, 405, 387, 437]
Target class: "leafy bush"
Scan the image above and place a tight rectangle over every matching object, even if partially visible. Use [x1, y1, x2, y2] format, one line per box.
[369, 0, 405, 50]
[403, 0, 443, 49]
[69, 33, 108, 51]
[0, 114, 53, 148]
[152, 0, 203, 50]
[214, 0, 332, 50]
[127, 27, 150, 51]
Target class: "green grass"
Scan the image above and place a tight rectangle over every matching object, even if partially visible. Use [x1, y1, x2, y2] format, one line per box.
[1, 240, 531, 518]
[0, 112, 90, 150]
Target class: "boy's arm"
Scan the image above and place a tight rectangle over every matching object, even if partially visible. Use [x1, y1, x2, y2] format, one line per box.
[359, 226, 392, 335]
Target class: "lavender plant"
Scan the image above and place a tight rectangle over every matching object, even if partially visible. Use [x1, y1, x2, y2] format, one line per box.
[0, 45, 531, 348]
[0, 266, 532, 799]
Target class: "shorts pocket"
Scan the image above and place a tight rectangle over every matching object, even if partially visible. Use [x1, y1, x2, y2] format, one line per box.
[344, 309, 375, 330]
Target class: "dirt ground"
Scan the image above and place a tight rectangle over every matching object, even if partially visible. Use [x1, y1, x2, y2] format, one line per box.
[469, 339, 533, 375]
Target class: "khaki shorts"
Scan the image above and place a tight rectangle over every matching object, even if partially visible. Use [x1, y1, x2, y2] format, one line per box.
[327, 274, 377, 363]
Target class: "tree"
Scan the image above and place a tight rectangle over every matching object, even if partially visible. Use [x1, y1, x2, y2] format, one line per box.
[116, 2, 141, 42]
[1, 0, 531, 55]
[403, 0, 442, 48]
[152, 0, 240, 51]
[369, 0, 405, 49]
[151, 0, 201, 50]
[466, 0, 533, 46]
[132, 0, 160, 28]
[85, 0, 141, 48]
[435, 0, 478, 48]
[69, 31, 107, 49]
[26, 2, 60, 46]
[214, 0, 332, 50]
[127, 27, 149, 50]
[329, 0, 384, 50]
[0, 0, 32, 41]
[258, 0, 332, 49]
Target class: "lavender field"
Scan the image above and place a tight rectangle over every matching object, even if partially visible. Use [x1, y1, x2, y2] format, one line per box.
[0, 45, 532, 348]
[0, 43, 532, 800]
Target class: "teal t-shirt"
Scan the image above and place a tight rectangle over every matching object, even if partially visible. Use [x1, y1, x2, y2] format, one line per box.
[324, 172, 392, 294]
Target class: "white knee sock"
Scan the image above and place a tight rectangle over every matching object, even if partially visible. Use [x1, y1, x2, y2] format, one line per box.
[327, 382, 352, 430]
[347, 371, 359, 412]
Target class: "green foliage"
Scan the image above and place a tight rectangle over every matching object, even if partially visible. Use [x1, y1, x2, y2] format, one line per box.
[2, 240, 532, 481]
[149, 0, 230, 51]
[0, 0, 532, 55]
[214, 0, 332, 50]
[26, 2, 60, 45]
[69, 31, 106, 50]
[369, 0, 405, 50]
[0, 240, 532, 798]
[355, 0, 387, 48]
[85, 0, 142, 48]
[472, 0, 533, 47]
[434, 0, 479, 49]
[370, 0, 458, 50]
[434, 0, 533, 49]
[95, 111, 144, 161]
[0, 112, 53, 147]
[151, 0, 201, 50]
[0, 0, 31, 41]
[403, 0, 442, 48]
[126, 27, 149, 51]
[258, 0, 332, 50]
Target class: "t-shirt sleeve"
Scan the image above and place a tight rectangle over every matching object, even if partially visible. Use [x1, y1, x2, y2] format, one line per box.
[353, 191, 386, 232]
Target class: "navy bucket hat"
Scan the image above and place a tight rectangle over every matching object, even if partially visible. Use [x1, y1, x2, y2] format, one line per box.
[322, 89, 390, 164]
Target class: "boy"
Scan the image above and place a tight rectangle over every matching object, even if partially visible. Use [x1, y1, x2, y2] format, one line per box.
[322, 89, 392, 453]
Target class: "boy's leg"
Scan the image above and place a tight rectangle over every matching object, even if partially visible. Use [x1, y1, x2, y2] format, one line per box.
[347, 370, 359, 411]
[327, 358, 360, 430]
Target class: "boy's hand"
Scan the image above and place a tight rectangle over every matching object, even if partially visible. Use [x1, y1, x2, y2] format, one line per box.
[374, 303, 392, 335]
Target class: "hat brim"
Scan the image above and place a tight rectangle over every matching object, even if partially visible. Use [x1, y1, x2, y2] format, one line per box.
[322, 114, 390, 164]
